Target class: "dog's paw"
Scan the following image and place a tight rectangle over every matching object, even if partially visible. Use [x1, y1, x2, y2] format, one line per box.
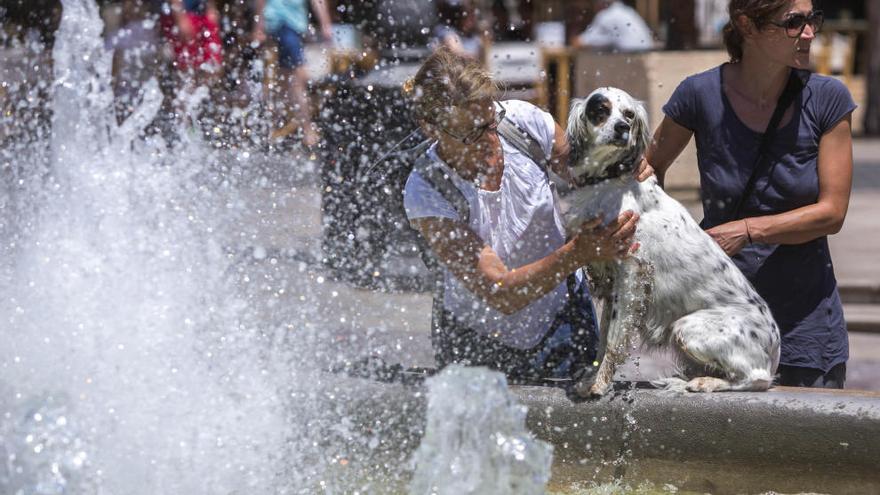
[589, 382, 612, 397]
[571, 378, 609, 399]
[685, 376, 731, 393]
[571, 378, 593, 399]
[573, 379, 611, 399]
[650, 377, 688, 393]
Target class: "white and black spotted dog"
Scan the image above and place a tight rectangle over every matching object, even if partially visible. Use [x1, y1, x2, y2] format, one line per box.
[558, 87, 781, 397]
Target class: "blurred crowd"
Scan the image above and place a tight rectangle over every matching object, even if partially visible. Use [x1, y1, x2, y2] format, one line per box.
[0, 0, 866, 151]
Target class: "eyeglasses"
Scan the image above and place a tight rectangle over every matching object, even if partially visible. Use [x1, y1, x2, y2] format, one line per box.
[768, 10, 823, 38]
[434, 103, 506, 145]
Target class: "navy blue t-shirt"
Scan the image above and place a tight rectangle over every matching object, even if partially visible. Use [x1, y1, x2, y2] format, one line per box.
[663, 64, 856, 372]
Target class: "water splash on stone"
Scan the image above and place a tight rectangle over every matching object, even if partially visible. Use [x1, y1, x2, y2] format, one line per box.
[409, 365, 553, 495]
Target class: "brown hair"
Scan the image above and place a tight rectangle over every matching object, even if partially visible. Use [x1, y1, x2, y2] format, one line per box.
[722, 0, 792, 62]
[405, 46, 498, 125]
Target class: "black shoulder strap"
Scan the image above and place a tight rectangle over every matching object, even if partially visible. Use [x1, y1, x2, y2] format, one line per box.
[496, 118, 550, 174]
[413, 151, 471, 224]
[731, 69, 806, 220]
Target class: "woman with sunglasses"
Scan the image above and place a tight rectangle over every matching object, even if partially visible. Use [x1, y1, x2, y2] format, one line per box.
[402, 46, 650, 382]
[644, 0, 855, 388]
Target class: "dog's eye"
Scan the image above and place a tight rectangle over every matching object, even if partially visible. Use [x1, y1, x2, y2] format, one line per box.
[623, 109, 636, 120]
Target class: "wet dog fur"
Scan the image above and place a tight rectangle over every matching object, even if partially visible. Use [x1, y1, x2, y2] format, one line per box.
[560, 87, 781, 397]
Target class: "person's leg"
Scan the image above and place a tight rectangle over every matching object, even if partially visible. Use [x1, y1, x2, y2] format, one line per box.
[777, 363, 846, 389]
[272, 25, 315, 147]
[432, 309, 535, 381]
[290, 64, 318, 147]
[193, 14, 224, 90]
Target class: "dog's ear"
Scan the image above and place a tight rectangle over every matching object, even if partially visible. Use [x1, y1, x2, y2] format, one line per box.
[567, 98, 589, 146]
[633, 99, 651, 155]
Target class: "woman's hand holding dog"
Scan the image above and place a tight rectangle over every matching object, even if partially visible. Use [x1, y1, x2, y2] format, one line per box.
[571, 211, 640, 263]
[634, 157, 654, 182]
[706, 219, 750, 256]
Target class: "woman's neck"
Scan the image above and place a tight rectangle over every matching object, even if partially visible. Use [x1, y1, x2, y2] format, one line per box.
[729, 55, 791, 109]
[436, 140, 504, 191]
[437, 141, 479, 180]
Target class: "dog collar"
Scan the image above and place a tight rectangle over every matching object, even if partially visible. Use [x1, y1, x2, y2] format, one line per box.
[577, 160, 636, 185]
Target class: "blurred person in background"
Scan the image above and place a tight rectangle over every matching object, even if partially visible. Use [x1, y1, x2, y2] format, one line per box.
[432, 0, 489, 64]
[216, 0, 262, 104]
[254, 0, 332, 148]
[105, 0, 160, 121]
[159, 0, 224, 87]
[570, 0, 654, 52]
[645, 0, 853, 388]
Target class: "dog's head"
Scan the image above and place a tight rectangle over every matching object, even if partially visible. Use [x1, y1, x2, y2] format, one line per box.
[566, 87, 650, 184]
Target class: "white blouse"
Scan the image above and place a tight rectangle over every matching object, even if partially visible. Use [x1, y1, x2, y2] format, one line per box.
[403, 100, 570, 349]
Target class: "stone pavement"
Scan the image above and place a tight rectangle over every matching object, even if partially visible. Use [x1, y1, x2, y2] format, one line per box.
[236, 138, 880, 391]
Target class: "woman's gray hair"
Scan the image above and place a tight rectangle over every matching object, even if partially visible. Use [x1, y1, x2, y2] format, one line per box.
[405, 46, 499, 125]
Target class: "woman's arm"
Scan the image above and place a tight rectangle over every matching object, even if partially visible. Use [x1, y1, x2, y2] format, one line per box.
[709, 115, 853, 254]
[643, 116, 694, 188]
[412, 212, 639, 315]
[549, 122, 572, 180]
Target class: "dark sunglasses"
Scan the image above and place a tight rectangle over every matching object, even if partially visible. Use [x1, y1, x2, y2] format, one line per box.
[768, 10, 823, 38]
[433, 103, 506, 145]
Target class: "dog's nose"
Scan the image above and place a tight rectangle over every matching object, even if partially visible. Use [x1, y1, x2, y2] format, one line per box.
[614, 121, 631, 136]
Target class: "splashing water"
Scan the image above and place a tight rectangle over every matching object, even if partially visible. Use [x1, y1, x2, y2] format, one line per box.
[1, 2, 560, 494]
[409, 365, 553, 495]
[0, 1, 297, 492]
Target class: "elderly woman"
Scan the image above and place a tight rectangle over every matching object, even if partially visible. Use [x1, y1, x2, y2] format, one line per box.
[402, 47, 650, 382]
[645, 0, 854, 387]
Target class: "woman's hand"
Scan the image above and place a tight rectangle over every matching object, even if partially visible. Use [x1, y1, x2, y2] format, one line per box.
[633, 157, 654, 182]
[706, 219, 750, 256]
[571, 211, 640, 263]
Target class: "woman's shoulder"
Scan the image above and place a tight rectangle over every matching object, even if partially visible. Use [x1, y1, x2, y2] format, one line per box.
[662, 65, 722, 129]
[666, 65, 722, 104]
[678, 65, 723, 92]
[499, 99, 556, 156]
[804, 71, 853, 97]
[403, 167, 463, 221]
[500, 99, 549, 119]
[802, 71, 857, 132]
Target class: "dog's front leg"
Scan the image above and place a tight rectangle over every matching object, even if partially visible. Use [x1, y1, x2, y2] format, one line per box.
[585, 261, 615, 368]
[576, 259, 651, 398]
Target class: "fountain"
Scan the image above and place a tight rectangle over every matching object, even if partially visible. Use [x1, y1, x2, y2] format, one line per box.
[2, 1, 880, 494]
[0, 1, 555, 493]
[0, 0, 292, 492]
[410, 365, 552, 495]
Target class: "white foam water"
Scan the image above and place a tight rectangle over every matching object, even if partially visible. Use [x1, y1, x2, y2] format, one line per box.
[409, 365, 553, 495]
[1, 2, 558, 494]
[0, 1, 293, 492]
